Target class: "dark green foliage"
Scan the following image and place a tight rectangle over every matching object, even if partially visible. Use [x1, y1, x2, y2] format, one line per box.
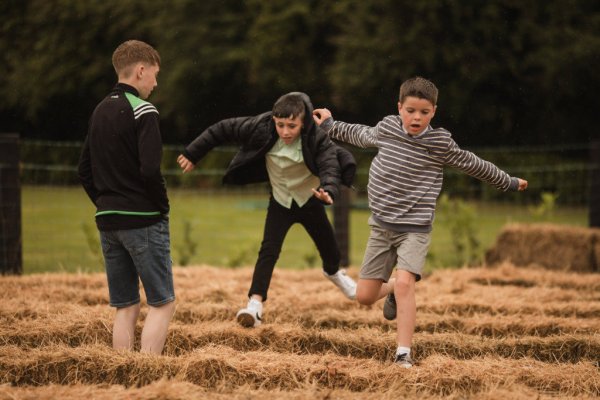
[0, 0, 597, 146]
[436, 194, 481, 267]
[176, 220, 197, 266]
[81, 222, 104, 269]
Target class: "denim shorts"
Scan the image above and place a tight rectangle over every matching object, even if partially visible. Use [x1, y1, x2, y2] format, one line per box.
[99, 219, 175, 308]
[359, 218, 431, 282]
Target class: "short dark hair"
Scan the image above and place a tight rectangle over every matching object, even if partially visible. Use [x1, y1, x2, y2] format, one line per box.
[272, 93, 305, 120]
[399, 76, 438, 106]
[112, 40, 161, 78]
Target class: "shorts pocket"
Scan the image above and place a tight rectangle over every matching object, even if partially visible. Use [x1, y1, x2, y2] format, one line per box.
[122, 227, 148, 256]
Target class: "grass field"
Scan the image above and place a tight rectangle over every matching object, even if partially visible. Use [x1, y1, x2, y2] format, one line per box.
[21, 186, 588, 274]
[1, 264, 598, 398]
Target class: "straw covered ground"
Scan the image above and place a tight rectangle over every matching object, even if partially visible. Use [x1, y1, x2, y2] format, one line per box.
[1, 263, 599, 399]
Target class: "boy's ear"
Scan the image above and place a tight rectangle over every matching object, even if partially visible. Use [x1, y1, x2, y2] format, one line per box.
[133, 63, 144, 80]
[397, 101, 402, 113]
[138, 65, 145, 79]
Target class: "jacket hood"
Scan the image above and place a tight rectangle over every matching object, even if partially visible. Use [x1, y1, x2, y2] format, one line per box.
[284, 91, 317, 138]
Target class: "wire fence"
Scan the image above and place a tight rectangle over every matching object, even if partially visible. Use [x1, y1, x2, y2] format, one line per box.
[7, 139, 597, 273]
[19, 140, 593, 205]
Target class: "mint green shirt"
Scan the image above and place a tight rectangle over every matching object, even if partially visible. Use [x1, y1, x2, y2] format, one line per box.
[266, 137, 320, 208]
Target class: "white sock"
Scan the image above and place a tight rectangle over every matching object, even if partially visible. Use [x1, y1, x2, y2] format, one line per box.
[248, 298, 262, 312]
[396, 346, 411, 356]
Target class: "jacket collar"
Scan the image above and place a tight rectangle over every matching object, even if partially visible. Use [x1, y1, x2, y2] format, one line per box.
[113, 82, 140, 98]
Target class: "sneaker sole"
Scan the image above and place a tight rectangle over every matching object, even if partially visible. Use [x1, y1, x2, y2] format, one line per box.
[323, 270, 357, 300]
[383, 310, 396, 321]
[383, 305, 396, 321]
[383, 295, 397, 320]
[237, 312, 259, 328]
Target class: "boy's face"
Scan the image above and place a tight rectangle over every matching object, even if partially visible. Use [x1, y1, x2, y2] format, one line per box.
[273, 115, 303, 145]
[398, 96, 436, 136]
[135, 63, 160, 99]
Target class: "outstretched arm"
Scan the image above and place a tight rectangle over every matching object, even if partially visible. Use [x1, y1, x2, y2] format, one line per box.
[442, 138, 529, 192]
[313, 108, 378, 148]
[177, 114, 264, 174]
[182, 114, 262, 165]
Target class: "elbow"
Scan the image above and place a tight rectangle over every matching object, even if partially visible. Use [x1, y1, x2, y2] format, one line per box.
[140, 165, 162, 181]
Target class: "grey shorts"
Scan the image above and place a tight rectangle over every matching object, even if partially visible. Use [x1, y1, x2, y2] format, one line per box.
[99, 219, 175, 308]
[359, 219, 431, 282]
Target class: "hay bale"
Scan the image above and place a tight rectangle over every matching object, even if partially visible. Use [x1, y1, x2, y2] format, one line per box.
[485, 224, 600, 272]
[594, 239, 600, 271]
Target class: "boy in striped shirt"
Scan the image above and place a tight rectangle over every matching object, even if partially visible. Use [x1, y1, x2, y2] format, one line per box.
[313, 76, 528, 368]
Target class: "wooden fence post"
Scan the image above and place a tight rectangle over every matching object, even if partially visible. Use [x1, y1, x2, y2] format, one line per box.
[333, 186, 350, 267]
[0, 133, 22, 275]
[590, 140, 600, 228]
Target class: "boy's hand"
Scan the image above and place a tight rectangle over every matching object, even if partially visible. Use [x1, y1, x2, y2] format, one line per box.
[177, 154, 196, 173]
[312, 108, 332, 126]
[517, 178, 528, 191]
[312, 188, 333, 205]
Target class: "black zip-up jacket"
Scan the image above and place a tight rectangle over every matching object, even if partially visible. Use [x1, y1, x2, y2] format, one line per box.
[78, 83, 169, 231]
[182, 92, 355, 201]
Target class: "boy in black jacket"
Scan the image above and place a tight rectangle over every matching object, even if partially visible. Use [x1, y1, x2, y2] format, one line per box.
[177, 92, 356, 328]
[78, 40, 175, 354]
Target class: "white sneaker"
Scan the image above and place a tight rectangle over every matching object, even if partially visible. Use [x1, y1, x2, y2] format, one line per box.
[394, 352, 414, 369]
[324, 269, 357, 300]
[236, 299, 263, 328]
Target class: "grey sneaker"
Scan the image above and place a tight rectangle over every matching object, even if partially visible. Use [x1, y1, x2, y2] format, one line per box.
[394, 353, 414, 368]
[383, 293, 396, 320]
[324, 269, 357, 300]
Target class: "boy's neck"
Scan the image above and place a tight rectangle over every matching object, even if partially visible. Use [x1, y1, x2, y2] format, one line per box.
[118, 78, 140, 94]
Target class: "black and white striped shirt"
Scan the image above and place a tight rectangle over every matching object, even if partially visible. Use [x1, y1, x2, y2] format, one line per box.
[321, 115, 518, 232]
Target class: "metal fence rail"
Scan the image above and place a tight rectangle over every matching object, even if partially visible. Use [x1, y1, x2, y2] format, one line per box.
[6, 139, 596, 274]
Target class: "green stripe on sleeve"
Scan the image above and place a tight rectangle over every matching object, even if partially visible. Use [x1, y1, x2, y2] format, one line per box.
[95, 210, 161, 217]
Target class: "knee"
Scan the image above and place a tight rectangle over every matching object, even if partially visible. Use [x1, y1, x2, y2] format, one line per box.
[356, 292, 377, 306]
[156, 299, 176, 312]
[116, 303, 141, 320]
[163, 299, 176, 310]
[394, 279, 413, 298]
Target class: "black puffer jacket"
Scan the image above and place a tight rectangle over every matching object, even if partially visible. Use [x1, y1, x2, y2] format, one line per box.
[183, 92, 355, 201]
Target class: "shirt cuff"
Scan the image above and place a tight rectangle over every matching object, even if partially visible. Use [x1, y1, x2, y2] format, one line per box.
[320, 117, 334, 133]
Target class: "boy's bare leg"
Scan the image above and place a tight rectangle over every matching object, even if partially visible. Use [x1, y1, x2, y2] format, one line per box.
[356, 278, 395, 305]
[113, 303, 140, 350]
[140, 301, 176, 354]
[394, 270, 416, 347]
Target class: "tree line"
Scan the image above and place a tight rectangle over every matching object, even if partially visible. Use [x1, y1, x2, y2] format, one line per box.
[1, 0, 598, 146]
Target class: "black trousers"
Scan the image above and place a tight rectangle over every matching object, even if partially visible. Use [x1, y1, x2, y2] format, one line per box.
[248, 196, 341, 301]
